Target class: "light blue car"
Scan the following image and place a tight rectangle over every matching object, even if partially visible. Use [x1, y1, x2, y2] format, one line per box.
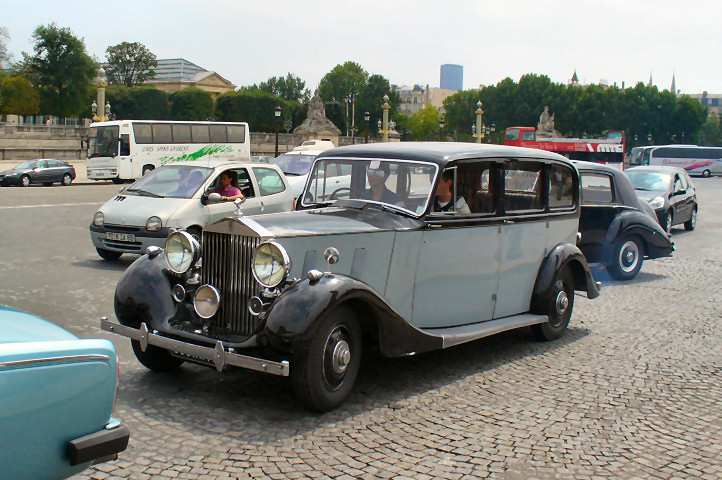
[0, 304, 129, 479]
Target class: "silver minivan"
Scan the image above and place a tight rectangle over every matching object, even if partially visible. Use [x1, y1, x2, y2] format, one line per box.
[103, 143, 600, 411]
[89, 160, 293, 260]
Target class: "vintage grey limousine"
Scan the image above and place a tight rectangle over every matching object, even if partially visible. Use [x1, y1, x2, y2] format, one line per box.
[103, 142, 600, 411]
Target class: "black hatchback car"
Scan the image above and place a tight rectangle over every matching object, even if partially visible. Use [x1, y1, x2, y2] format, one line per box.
[0, 159, 76, 187]
[625, 166, 698, 234]
[574, 162, 674, 280]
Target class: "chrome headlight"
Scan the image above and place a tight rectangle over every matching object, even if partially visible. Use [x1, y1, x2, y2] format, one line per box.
[648, 196, 665, 210]
[146, 216, 162, 232]
[251, 241, 290, 288]
[93, 211, 104, 226]
[194, 285, 220, 319]
[165, 230, 199, 274]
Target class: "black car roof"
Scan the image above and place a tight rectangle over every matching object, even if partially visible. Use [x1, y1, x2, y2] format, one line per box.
[572, 161, 641, 208]
[317, 142, 574, 166]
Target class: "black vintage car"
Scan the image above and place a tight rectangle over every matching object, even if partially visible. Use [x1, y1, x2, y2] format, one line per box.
[574, 161, 674, 280]
[0, 159, 76, 187]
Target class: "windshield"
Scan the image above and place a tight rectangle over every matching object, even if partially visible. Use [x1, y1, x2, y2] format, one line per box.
[14, 160, 36, 169]
[302, 158, 437, 216]
[125, 165, 213, 199]
[88, 125, 120, 158]
[627, 171, 672, 191]
[273, 153, 317, 175]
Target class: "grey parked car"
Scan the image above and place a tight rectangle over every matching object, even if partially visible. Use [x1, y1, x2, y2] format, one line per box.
[103, 143, 600, 411]
[0, 159, 76, 187]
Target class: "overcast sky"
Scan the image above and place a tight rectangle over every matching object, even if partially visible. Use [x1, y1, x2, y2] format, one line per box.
[2, 0, 719, 95]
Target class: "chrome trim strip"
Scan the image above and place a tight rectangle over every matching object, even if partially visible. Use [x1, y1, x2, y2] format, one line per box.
[101, 318, 289, 376]
[0, 354, 110, 369]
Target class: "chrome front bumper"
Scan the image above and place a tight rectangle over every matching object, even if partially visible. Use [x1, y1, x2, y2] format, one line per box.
[101, 318, 289, 376]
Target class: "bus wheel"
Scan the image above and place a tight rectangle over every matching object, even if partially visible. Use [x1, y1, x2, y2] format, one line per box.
[142, 165, 154, 176]
[702, 169, 711, 178]
[111, 178, 124, 184]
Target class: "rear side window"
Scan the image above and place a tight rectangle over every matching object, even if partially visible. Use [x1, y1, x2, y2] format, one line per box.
[227, 125, 246, 143]
[549, 164, 575, 208]
[581, 173, 614, 203]
[191, 124, 210, 143]
[504, 161, 543, 212]
[209, 125, 227, 143]
[253, 168, 286, 196]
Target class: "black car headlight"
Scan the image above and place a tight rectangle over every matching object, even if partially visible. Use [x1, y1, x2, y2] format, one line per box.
[165, 231, 199, 274]
[251, 241, 290, 288]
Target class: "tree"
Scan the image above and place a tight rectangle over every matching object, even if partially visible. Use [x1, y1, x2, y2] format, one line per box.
[169, 87, 214, 121]
[0, 76, 40, 115]
[258, 73, 309, 103]
[105, 41, 157, 87]
[407, 104, 442, 141]
[0, 26, 11, 69]
[700, 113, 721, 146]
[24, 23, 96, 118]
[357, 74, 400, 138]
[318, 61, 368, 103]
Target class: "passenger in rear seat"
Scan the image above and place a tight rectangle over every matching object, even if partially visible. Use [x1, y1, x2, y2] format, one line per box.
[433, 169, 470, 214]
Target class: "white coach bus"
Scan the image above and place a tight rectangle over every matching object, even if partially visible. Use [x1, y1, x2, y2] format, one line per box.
[629, 144, 722, 177]
[86, 120, 251, 183]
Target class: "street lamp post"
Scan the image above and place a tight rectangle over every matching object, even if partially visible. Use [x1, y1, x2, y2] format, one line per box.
[439, 117, 445, 141]
[378, 95, 391, 142]
[364, 111, 370, 143]
[490, 123, 496, 144]
[274, 105, 281, 157]
[647, 132, 652, 145]
[473, 101, 484, 143]
[91, 67, 111, 122]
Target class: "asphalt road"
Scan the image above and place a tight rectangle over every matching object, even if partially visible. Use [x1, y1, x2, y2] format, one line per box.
[0, 177, 720, 480]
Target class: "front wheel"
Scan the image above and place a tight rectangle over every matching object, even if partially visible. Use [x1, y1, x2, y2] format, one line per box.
[21, 175, 30, 187]
[96, 247, 123, 261]
[532, 269, 574, 341]
[142, 165, 154, 176]
[662, 210, 673, 235]
[684, 207, 697, 231]
[61, 173, 72, 186]
[608, 236, 644, 280]
[111, 178, 124, 184]
[291, 306, 361, 412]
[131, 340, 184, 371]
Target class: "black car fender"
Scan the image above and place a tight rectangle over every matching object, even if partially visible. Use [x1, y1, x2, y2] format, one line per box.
[604, 209, 671, 261]
[531, 243, 600, 312]
[263, 274, 443, 358]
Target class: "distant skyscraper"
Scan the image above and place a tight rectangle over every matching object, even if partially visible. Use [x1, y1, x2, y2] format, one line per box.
[440, 64, 463, 91]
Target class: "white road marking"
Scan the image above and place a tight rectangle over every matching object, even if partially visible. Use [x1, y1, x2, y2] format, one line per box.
[0, 202, 103, 210]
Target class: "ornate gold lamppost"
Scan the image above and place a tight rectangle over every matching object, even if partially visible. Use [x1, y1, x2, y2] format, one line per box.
[91, 67, 111, 122]
[473, 101, 484, 143]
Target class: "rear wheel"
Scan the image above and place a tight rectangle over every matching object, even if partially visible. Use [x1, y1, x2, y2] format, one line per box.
[96, 247, 123, 261]
[608, 235, 644, 280]
[662, 210, 673, 235]
[702, 169, 711, 178]
[61, 173, 72, 186]
[532, 269, 574, 341]
[111, 178, 124, 184]
[292, 306, 361, 412]
[21, 175, 30, 187]
[142, 165, 154, 176]
[684, 207, 697, 231]
[131, 340, 184, 371]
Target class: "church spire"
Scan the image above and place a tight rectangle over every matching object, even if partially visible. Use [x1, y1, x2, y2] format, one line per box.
[647, 72, 653, 87]
[671, 72, 676, 94]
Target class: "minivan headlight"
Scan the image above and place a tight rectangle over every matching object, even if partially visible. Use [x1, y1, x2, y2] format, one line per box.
[165, 231, 199, 274]
[648, 196, 665, 210]
[146, 216, 162, 232]
[93, 211, 104, 226]
[251, 241, 290, 288]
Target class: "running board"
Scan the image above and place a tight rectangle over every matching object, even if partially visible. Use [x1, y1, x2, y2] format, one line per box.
[422, 313, 548, 349]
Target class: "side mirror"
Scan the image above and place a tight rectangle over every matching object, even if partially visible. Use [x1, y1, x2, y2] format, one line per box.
[207, 192, 222, 204]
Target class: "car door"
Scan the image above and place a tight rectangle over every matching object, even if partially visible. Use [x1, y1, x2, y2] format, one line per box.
[32, 160, 50, 182]
[206, 167, 263, 223]
[494, 160, 549, 319]
[46, 160, 64, 182]
[251, 166, 293, 213]
[578, 171, 618, 263]
[412, 161, 501, 328]
[671, 173, 691, 223]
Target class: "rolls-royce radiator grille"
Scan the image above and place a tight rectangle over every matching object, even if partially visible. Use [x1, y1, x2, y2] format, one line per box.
[202, 231, 262, 336]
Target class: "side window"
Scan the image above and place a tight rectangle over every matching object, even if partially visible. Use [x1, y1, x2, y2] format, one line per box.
[209, 125, 227, 143]
[504, 161, 543, 212]
[133, 123, 153, 144]
[120, 134, 130, 156]
[152, 124, 172, 144]
[191, 124, 210, 143]
[549, 164, 575, 209]
[461, 161, 496, 214]
[173, 124, 192, 143]
[47, 160, 61, 167]
[36, 160, 48, 168]
[674, 175, 684, 192]
[227, 125, 246, 143]
[581, 173, 614, 203]
[521, 130, 535, 141]
[253, 168, 286, 196]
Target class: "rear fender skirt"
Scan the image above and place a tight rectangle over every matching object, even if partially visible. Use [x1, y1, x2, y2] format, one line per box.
[531, 243, 600, 311]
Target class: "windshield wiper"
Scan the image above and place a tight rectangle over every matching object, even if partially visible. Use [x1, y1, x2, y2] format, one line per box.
[126, 188, 163, 198]
[634, 187, 651, 191]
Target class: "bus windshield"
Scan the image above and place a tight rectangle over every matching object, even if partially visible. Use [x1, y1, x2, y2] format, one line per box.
[88, 125, 120, 158]
[273, 153, 317, 176]
[629, 147, 650, 167]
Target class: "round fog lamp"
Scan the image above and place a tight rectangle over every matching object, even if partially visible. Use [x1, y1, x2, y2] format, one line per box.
[194, 285, 220, 319]
[165, 231, 198, 274]
[251, 241, 290, 288]
[172, 284, 186, 303]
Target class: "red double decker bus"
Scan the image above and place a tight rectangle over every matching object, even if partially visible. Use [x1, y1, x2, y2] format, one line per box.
[504, 127, 625, 169]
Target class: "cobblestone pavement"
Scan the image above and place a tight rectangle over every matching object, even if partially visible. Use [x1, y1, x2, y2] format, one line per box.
[1, 178, 719, 479]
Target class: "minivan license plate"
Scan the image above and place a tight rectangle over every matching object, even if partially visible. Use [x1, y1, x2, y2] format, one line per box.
[106, 232, 135, 242]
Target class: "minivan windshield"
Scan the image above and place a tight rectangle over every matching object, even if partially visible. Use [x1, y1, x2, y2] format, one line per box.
[125, 165, 213, 199]
[302, 158, 437, 216]
[273, 153, 317, 175]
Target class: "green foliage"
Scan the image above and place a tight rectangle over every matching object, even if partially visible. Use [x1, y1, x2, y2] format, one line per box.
[318, 61, 368, 103]
[700, 113, 721, 146]
[257, 73, 309, 103]
[358, 74, 400, 138]
[405, 104, 442, 141]
[105, 41, 157, 87]
[25, 23, 96, 118]
[323, 102, 345, 133]
[105, 85, 169, 119]
[214, 90, 289, 132]
[0, 26, 11, 69]
[0, 76, 40, 115]
[169, 87, 214, 121]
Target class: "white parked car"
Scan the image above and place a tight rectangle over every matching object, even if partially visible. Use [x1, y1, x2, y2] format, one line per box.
[272, 140, 336, 200]
[89, 160, 293, 260]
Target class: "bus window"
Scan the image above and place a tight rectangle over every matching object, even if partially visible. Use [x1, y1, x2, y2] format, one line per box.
[521, 130, 535, 141]
[191, 124, 210, 143]
[505, 129, 520, 141]
[209, 124, 227, 143]
[120, 134, 130, 156]
[173, 124, 192, 143]
[227, 125, 246, 143]
[133, 123, 152, 144]
[153, 124, 172, 144]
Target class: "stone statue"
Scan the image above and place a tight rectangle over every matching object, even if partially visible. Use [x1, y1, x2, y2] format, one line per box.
[292, 89, 341, 141]
[537, 106, 555, 134]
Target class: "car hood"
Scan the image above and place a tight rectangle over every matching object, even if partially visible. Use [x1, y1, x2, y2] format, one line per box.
[205, 206, 422, 239]
[0, 304, 77, 344]
[634, 189, 667, 202]
[0, 167, 31, 176]
[99, 193, 191, 226]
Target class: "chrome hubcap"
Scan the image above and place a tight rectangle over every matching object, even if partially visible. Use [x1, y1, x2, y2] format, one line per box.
[555, 290, 569, 315]
[619, 240, 639, 273]
[331, 340, 351, 374]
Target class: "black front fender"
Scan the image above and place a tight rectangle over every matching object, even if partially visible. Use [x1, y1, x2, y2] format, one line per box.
[532, 243, 600, 309]
[264, 274, 443, 358]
